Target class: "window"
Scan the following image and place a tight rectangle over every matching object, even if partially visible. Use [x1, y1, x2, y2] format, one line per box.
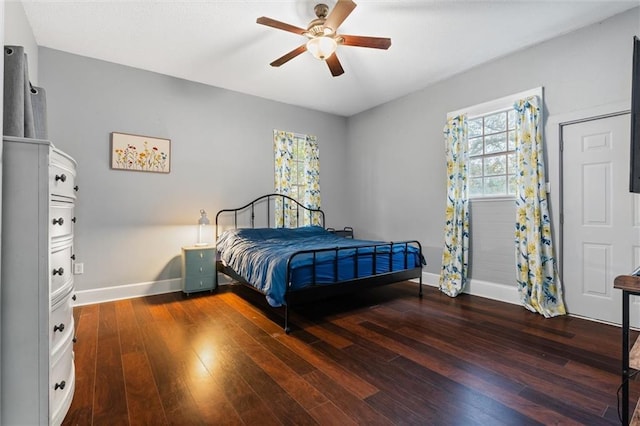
[468, 109, 517, 198]
[273, 130, 321, 227]
[444, 87, 543, 288]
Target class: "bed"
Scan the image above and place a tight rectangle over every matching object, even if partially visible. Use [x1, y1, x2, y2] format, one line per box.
[215, 193, 425, 332]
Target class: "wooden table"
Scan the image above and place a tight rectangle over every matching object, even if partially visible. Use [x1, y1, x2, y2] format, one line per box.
[614, 274, 640, 425]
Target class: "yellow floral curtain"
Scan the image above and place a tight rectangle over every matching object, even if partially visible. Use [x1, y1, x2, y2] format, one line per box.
[514, 96, 566, 317]
[273, 130, 321, 227]
[302, 135, 322, 226]
[439, 115, 470, 297]
[274, 130, 295, 227]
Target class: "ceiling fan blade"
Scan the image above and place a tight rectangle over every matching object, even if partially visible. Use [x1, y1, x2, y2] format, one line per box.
[257, 16, 307, 35]
[324, 0, 357, 32]
[326, 53, 345, 77]
[341, 34, 392, 50]
[270, 44, 308, 67]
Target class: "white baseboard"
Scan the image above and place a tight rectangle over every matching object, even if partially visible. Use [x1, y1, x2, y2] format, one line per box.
[74, 272, 520, 307]
[420, 272, 521, 306]
[74, 278, 182, 306]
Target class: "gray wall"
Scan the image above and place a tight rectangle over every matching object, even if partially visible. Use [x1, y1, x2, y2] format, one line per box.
[347, 8, 639, 288]
[39, 49, 349, 292]
[4, 1, 38, 84]
[29, 6, 640, 299]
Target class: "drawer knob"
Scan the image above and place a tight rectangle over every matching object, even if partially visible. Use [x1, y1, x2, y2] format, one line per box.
[71, 254, 76, 261]
[52, 267, 64, 276]
[72, 217, 77, 223]
[54, 381, 66, 391]
[74, 185, 79, 192]
[73, 336, 77, 344]
[52, 217, 64, 226]
[53, 323, 65, 333]
[72, 294, 77, 301]
[55, 174, 67, 182]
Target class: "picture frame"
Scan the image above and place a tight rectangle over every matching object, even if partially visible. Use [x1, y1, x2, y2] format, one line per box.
[110, 132, 171, 173]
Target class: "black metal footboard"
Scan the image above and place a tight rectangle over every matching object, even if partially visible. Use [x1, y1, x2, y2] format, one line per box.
[215, 194, 425, 334]
[282, 240, 424, 333]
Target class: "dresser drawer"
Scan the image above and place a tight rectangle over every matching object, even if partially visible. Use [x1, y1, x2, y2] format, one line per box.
[183, 249, 216, 275]
[50, 201, 74, 239]
[51, 243, 73, 300]
[51, 291, 75, 355]
[50, 150, 77, 200]
[183, 275, 216, 293]
[50, 334, 75, 425]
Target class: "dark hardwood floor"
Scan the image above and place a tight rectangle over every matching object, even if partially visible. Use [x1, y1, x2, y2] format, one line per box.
[62, 282, 638, 425]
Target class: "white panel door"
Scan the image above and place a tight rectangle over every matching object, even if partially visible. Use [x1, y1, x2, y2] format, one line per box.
[563, 113, 640, 325]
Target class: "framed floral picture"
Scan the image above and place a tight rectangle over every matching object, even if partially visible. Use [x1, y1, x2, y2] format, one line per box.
[111, 132, 171, 173]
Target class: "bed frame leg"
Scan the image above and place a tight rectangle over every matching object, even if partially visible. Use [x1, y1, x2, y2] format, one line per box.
[418, 274, 423, 298]
[284, 305, 291, 334]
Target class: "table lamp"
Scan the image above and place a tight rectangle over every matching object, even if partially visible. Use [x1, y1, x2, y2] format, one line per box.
[197, 209, 210, 246]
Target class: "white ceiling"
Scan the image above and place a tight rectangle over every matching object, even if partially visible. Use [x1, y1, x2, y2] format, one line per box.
[20, 0, 640, 117]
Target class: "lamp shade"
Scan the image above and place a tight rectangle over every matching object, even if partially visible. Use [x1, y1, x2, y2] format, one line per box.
[306, 36, 337, 61]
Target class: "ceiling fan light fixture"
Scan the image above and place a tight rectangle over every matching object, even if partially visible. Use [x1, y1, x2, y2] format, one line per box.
[306, 36, 337, 61]
[257, 0, 390, 76]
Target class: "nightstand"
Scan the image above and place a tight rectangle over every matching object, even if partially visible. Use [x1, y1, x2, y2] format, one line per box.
[181, 245, 217, 294]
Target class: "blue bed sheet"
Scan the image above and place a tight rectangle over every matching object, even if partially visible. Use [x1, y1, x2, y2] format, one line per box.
[216, 226, 423, 307]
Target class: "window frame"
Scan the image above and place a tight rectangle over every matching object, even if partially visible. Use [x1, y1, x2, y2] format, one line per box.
[274, 129, 321, 227]
[467, 109, 517, 199]
[447, 87, 544, 202]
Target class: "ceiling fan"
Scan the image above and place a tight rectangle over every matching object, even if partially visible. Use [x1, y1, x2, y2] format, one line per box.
[257, 0, 391, 77]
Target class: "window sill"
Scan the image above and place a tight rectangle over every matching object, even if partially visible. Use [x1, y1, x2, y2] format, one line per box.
[470, 196, 516, 203]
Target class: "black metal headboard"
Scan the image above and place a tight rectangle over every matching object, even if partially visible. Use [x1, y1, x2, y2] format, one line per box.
[215, 193, 325, 239]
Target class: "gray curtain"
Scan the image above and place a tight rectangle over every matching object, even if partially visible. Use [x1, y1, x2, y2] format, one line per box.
[30, 85, 48, 140]
[3, 45, 47, 139]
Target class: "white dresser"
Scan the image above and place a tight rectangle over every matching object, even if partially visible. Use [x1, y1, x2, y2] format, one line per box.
[1, 136, 77, 425]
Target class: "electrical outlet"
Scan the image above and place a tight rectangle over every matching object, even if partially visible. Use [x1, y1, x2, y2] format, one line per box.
[74, 262, 84, 275]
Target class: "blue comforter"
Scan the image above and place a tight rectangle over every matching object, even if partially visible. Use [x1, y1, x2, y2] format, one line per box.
[217, 226, 422, 307]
